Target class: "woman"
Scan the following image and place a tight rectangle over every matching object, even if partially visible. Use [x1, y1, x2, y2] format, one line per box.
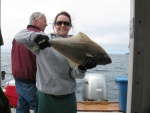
[15, 11, 97, 113]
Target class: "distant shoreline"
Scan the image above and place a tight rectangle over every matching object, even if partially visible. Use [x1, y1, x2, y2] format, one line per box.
[1, 48, 129, 55]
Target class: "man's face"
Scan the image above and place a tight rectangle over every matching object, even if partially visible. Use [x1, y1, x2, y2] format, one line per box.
[36, 15, 47, 32]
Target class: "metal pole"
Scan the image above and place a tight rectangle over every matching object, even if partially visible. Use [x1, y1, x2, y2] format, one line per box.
[0, 47, 1, 87]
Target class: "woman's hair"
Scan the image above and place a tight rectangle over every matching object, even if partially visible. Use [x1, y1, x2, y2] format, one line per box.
[29, 12, 45, 25]
[53, 11, 73, 32]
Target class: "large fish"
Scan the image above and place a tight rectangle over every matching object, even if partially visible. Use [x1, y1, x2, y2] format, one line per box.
[33, 32, 112, 67]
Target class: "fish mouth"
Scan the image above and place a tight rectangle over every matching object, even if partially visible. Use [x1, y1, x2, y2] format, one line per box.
[105, 58, 112, 64]
[100, 58, 112, 65]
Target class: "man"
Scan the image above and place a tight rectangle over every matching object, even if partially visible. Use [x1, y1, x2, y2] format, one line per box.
[11, 12, 47, 113]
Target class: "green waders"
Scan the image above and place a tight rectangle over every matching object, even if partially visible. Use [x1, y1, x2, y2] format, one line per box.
[36, 90, 77, 113]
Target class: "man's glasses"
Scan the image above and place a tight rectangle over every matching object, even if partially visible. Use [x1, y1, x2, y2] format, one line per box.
[55, 21, 71, 27]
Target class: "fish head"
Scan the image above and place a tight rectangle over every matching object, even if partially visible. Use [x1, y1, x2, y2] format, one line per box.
[96, 53, 112, 65]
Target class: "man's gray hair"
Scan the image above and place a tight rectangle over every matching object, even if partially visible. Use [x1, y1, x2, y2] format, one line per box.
[29, 12, 45, 25]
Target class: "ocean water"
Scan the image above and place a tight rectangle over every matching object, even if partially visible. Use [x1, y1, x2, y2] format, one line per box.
[1, 51, 129, 101]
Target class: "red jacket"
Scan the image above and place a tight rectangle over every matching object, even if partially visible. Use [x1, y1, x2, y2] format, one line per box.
[11, 25, 41, 84]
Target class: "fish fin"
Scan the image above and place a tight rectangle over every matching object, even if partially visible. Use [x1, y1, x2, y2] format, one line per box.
[86, 53, 94, 57]
[32, 44, 39, 52]
[68, 53, 93, 68]
[78, 32, 91, 40]
[67, 58, 79, 68]
[72, 32, 91, 40]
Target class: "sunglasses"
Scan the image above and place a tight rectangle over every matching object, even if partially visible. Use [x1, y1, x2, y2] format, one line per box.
[55, 21, 71, 27]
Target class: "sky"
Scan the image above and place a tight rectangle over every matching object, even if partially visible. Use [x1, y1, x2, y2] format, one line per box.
[1, 0, 130, 54]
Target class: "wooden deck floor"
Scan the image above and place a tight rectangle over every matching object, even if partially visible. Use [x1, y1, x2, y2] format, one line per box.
[77, 101, 121, 112]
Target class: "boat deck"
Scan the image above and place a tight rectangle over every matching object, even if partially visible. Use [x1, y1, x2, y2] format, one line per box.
[77, 101, 122, 112]
[11, 101, 123, 113]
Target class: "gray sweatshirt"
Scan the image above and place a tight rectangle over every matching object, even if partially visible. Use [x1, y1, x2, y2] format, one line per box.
[15, 29, 86, 95]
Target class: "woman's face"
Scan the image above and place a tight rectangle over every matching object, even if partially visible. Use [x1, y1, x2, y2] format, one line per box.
[54, 15, 71, 37]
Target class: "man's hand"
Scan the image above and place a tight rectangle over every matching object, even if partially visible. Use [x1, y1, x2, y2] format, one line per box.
[33, 34, 51, 50]
[78, 57, 97, 71]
